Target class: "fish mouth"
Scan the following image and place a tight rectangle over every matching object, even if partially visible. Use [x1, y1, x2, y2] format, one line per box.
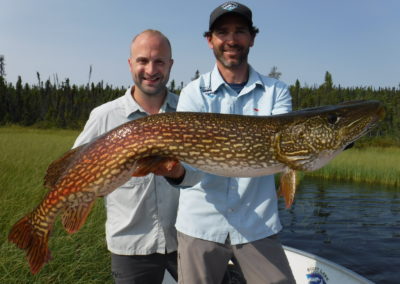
[367, 103, 385, 131]
[346, 104, 385, 146]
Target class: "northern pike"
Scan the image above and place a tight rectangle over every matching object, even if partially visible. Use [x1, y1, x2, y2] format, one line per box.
[8, 100, 384, 274]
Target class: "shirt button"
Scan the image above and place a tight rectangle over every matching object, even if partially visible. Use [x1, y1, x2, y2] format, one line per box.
[228, 208, 234, 213]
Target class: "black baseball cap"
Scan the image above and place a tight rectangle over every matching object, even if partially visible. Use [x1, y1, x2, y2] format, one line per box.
[209, 2, 253, 30]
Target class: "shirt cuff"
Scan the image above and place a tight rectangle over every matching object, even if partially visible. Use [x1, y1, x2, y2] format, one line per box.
[166, 164, 204, 187]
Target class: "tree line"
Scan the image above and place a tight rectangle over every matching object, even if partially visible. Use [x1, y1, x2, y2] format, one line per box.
[0, 67, 399, 145]
[290, 72, 400, 143]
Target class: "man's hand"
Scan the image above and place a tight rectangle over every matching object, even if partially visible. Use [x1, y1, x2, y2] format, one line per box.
[131, 156, 185, 183]
[152, 159, 185, 179]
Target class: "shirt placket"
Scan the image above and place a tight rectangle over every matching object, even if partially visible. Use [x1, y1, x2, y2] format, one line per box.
[226, 177, 241, 241]
[154, 177, 166, 253]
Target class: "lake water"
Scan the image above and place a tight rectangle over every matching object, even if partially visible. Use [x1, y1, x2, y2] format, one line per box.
[279, 177, 400, 284]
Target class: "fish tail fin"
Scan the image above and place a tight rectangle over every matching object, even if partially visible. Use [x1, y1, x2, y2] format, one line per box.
[8, 214, 51, 274]
[278, 169, 298, 209]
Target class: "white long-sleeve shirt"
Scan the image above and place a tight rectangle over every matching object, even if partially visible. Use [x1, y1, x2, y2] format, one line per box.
[73, 87, 180, 255]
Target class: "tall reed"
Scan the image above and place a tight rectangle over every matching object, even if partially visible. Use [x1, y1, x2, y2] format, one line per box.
[0, 127, 112, 283]
[305, 147, 400, 187]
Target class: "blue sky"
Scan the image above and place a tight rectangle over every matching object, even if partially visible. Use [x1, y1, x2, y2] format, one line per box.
[1, 0, 399, 89]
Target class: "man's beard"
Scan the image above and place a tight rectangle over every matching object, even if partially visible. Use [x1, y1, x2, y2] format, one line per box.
[213, 45, 250, 68]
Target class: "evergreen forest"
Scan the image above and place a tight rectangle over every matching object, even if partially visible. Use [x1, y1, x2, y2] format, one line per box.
[0, 59, 399, 146]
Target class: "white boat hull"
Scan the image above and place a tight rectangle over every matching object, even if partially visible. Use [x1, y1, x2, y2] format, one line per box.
[162, 246, 373, 283]
[283, 246, 373, 284]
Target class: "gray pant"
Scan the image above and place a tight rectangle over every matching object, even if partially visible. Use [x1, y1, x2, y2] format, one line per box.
[111, 252, 177, 284]
[177, 232, 295, 284]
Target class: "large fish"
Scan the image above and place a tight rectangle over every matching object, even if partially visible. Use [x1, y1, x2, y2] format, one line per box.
[8, 100, 384, 274]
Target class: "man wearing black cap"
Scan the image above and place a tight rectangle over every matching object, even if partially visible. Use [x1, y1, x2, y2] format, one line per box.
[166, 2, 296, 283]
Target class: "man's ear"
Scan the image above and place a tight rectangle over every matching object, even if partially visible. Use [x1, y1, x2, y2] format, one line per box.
[250, 35, 255, 47]
[128, 58, 133, 72]
[206, 36, 214, 49]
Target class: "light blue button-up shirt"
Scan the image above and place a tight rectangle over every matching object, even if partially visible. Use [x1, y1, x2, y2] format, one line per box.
[176, 65, 292, 245]
[73, 87, 180, 255]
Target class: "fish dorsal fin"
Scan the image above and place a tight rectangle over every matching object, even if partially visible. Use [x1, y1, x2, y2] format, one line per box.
[44, 144, 86, 189]
[62, 191, 96, 234]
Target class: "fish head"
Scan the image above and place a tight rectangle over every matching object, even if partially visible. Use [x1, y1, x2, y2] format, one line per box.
[275, 100, 385, 171]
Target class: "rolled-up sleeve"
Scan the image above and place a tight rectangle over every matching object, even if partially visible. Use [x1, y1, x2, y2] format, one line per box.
[178, 164, 204, 187]
[73, 110, 101, 148]
[271, 82, 292, 115]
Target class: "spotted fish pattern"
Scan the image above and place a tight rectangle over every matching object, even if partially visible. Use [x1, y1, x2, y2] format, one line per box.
[8, 100, 384, 274]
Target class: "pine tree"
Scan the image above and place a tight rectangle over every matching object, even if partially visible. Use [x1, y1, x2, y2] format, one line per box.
[0, 70, 6, 123]
[268, 66, 281, 79]
[323, 71, 333, 91]
[191, 70, 200, 81]
[292, 79, 301, 110]
[0, 55, 5, 77]
[169, 79, 176, 93]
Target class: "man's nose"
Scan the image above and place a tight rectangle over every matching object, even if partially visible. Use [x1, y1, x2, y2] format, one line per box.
[225, 32, 237, 43]
[145, 62, 157, 75]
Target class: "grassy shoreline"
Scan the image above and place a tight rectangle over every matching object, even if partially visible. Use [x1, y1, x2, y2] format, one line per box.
[0, 126, 112, 283]
[303, 147, 400, 187]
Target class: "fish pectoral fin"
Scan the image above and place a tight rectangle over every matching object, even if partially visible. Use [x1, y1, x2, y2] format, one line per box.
[61, 192, 96, 234]
[278, 169, 298, 209]
[131, 156, 179, 177]
[44, 144, 87, 189]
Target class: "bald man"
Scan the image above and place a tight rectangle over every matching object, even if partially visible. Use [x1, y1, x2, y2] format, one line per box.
[73, 30, 180, 284]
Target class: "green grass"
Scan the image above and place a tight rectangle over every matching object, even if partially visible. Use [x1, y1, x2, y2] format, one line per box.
[1, 127, 399, 283]
[0, 127, 112, 283]
[305, 147, 400, 187]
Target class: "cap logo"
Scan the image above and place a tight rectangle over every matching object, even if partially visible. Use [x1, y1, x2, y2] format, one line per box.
[221, 2, 238, 11]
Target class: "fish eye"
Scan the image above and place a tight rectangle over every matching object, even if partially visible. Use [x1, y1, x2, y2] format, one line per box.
[327, 113, 338, 124]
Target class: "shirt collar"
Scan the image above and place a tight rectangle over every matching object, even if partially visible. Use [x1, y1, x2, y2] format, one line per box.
[210, 65, 226, 92]
[210, 64, 264, 95]
[123, 86, 141, 118]
[123, 86, 178, 118]
[242, 65, 264, 94]
[161, 90, 178, 112]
